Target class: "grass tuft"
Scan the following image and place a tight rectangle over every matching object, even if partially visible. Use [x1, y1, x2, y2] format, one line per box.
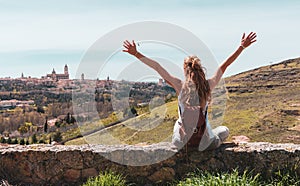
[177, 169, 260, 186]
[82, 171, 127, 186]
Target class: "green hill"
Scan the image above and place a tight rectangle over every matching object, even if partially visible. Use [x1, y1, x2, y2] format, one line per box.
[67, 57, 300, 145]
[223, 57, 300, 143]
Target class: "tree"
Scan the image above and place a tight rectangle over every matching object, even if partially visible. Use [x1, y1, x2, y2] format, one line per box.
[55, 121, 61, 128]
[44, 118, 48, 133]
[19, 138, 25, 145]
[37, 106, 45, 113]
[70, 115, 76, 124]
[130, 107, 138, 116]
[66, 113, 76, 124]
[123, 107, 138, 118]
[53, 131, 62, 142]
[18, 122, 32, 135]
[6, 138, 12, 144]
[18, 125, 29, 135]
[31, 134, 38, 144]
[0, 137, 5, 143]
[65, 113, 71, 124]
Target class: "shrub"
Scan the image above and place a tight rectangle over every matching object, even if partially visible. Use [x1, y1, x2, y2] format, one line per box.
[177, 169, 260, 186]
[82, 171, 127, 186]
[269, 166, 300, 186]
[11, 138, 18, 144]
[53, 131, 62, 142]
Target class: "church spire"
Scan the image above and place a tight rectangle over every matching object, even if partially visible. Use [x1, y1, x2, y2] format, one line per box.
[64, 64, 68, 75]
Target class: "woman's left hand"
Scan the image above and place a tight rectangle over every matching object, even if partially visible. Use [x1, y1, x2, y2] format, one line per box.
[241, 32, 257, 48]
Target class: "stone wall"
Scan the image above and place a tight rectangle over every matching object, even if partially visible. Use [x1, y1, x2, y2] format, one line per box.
[1, 142, 300, 185]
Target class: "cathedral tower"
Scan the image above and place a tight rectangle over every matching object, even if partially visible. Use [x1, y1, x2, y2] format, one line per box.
[64, 64, 69, 75]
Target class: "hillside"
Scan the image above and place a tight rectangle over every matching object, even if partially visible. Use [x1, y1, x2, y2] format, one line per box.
[67, 57, 300, 145]
[224, 57, 300, 143]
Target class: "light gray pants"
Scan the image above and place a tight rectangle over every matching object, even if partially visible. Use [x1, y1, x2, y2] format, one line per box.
[205, 126, 229, 150]
[172, 123, 229, 151]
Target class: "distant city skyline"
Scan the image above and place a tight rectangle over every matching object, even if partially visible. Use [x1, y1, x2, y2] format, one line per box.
[0, 0, 299, 80]
[1, 64, 70, 79]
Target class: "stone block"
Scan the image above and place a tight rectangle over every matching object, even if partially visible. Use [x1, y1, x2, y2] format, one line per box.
[56, 150, 83, 169]
[82, 168, 98, 179]
[64, 169, 81, 183]
[148, 167, 175, 183]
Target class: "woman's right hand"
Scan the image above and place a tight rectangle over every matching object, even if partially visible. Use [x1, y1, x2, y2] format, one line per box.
[241, 32, 257, 48]
[123, 40, 138, 56]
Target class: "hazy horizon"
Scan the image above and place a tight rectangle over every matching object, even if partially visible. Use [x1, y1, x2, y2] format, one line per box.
[0, 54, 296, 81]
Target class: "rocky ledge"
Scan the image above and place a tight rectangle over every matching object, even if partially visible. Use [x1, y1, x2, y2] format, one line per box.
[1, 142, 300, 185]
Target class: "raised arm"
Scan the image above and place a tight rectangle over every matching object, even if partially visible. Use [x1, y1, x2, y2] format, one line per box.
[123, 40, 182, 95]
[208, 32, 257, 90]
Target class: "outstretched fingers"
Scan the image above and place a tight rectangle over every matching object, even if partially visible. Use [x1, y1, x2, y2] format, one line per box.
[123, 40, 131, 53]
[123, 44, 129, 50]
[124, 40, 131, 47]
[248, 32, 256, 39]
[249, 33, 257, 45]
[244, 32, 257, 43]
[125, 40, 131, 45]
[250, 33, 257, 41]
[241, 32, 257, 48]
[122, 39, 138, 55]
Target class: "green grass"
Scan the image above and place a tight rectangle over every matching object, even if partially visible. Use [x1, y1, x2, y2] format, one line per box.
[78, 112, 122, 135]
[82, 171, 127, 186]
[177, 169, 300, 186]
[81, 169, 300, 186]
[67, 100, 178, 145]
[269, 167, 300, 186]
[177, 169, 260, 186]
[223, 85, 300, 143]
[61, 127, 81, 141]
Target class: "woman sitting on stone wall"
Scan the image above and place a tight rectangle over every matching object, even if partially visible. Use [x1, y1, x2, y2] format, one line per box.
[123, 32, 257, 151]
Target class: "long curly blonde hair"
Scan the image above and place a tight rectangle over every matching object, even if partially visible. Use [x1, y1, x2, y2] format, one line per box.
[181, 55, 211, 107]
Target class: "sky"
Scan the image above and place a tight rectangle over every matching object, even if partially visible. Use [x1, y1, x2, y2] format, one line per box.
[0, 0, 299, 80]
